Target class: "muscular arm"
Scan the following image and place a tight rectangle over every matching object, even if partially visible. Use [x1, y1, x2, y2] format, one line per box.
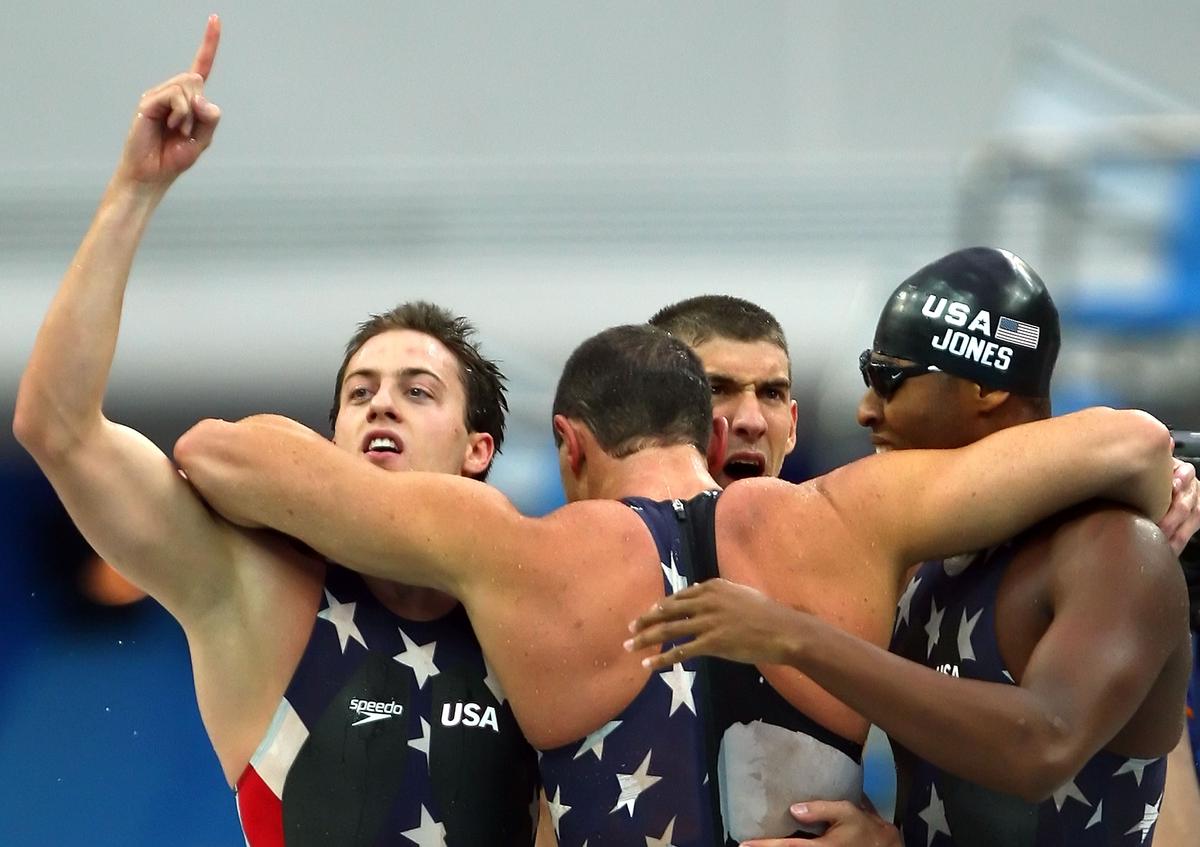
[633, 509, 1189, 800]
[11, 20, 235, 623]
[174, 414, 539, 597]
[824, 407, 1173, 575]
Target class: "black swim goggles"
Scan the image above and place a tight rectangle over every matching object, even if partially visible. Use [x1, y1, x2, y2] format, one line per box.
[858, 350, 941, 400]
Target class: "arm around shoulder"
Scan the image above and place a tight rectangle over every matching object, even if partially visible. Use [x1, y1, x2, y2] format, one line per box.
[174, 415, 324, 528]
[831, 407, 1174, 569]
[176, 414, 535, 597]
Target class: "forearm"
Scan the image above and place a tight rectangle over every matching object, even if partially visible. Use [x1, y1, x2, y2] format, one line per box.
[174, 417, 313, 530]
[14, 180, 166, 454]
[896, 408, 1173, 563]
[984, 408, 1172, 523]
[785, 614, 1078, 801]
[175, 416, 476, 593]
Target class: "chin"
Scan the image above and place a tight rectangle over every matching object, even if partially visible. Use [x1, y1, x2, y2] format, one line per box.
[365, 452, 410, 471]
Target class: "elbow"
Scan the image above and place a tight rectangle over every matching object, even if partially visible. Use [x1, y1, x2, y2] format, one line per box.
[13, 384, 71, 462]
[1086, 407, 1172, 518]
[1122, 409, 1173, 517]
[173, 418, 233, 481]
[12, 399, 40, 454]
[1006, 718, 1083, 803]
[1016, 757, 1076, 805]
[1126, 409, 1173, 468]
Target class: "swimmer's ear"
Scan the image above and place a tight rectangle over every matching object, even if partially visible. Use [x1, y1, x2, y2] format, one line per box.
[972, 383, 1011, 415]
[707, 416, 729, 482]
[461, 431, 494, 478]
[553, 414, 586, 477]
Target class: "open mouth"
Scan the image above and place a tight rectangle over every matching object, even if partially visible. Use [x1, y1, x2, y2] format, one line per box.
[362, 431, 403, 456]
[722, 454, 766, 481]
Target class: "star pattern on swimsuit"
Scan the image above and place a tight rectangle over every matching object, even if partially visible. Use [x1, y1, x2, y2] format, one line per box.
[573, 721, 622, 761]
[661, 553, 688, 595]
[393, 627, 440, 689]
[400, 805, 447, 847]
[316, 588, 367, 653]
[924, 597, 944, 659]
[1051, 777, 1091, 812]
[1124, 793, 1161, 844]
[918, 783, 951, 847]
[408, 716, 431, 769]
[955, 608, 982, 664]
[659, 663, 697, 716]
[644, 816, 679, 847]
[246, 568, 538, 847]
[536, 498, 723, 846]
[483, 657, 506, 705]
[895, 576, 922, 635]
[1113, 756, 1159, 787]
[547, 785, 572, 838]
[893, 556, 1173, 847]
[611, 751, 663, 816]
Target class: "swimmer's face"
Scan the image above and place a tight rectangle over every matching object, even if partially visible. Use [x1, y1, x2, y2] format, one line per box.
[332, 329, 493, 478]
[690, 336, 797, 486]
[856, 352, 978, 452]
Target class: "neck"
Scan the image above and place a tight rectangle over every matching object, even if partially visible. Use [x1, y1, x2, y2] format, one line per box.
[586, 443, 719, 502]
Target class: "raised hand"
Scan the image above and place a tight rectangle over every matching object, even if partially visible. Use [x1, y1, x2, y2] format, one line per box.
[624, 578, 805, 670]
[115, 15, 222, 189]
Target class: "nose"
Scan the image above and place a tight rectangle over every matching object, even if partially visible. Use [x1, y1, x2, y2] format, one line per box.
[856, 387, 882, 429]
[367, 384, 401, 422]
[729, 390, 767, 441]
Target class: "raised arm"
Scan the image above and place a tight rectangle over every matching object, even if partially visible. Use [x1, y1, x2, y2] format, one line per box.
[12, 18, 236, 622]
[824, 406, 1173, 571]
[174, 414, 534, 596]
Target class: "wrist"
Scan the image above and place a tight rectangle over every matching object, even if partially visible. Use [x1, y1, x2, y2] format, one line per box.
[779, 606, 813, 668]
[102, 174, 170, 216]
[90, 178, 168, 242]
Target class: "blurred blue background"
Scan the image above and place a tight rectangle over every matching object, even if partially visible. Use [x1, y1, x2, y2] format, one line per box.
[3, 2, 1199, 843]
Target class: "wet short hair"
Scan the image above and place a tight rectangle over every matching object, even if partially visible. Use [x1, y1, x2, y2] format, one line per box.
[649, 295, 789, 360]
[329, 302, 508, 480]
[552, 324, 712, 458]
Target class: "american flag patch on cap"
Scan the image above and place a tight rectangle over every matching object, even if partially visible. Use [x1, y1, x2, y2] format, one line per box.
[995, 315, 1040, 349]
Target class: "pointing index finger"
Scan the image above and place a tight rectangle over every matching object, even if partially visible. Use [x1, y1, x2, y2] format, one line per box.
[190, 14, 222, 81]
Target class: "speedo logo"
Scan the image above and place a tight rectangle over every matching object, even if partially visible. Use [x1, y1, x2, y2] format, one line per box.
[349, 698, 404, 726]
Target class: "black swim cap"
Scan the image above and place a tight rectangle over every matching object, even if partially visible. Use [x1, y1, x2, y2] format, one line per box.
[871, 247, 1060, 397]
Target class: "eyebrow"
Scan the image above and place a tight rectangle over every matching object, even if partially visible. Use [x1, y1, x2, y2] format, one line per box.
[342, 367, 448, 389]
[707, 372, 792, 391]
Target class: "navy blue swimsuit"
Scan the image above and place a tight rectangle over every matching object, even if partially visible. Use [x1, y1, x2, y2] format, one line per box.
[891, 546, 1166, 846]
[236, 563, 539, 846]
[539, 492, 863, 846]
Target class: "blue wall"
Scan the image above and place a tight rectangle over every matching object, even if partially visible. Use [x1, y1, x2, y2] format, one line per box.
[0, 459, 241, 845]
